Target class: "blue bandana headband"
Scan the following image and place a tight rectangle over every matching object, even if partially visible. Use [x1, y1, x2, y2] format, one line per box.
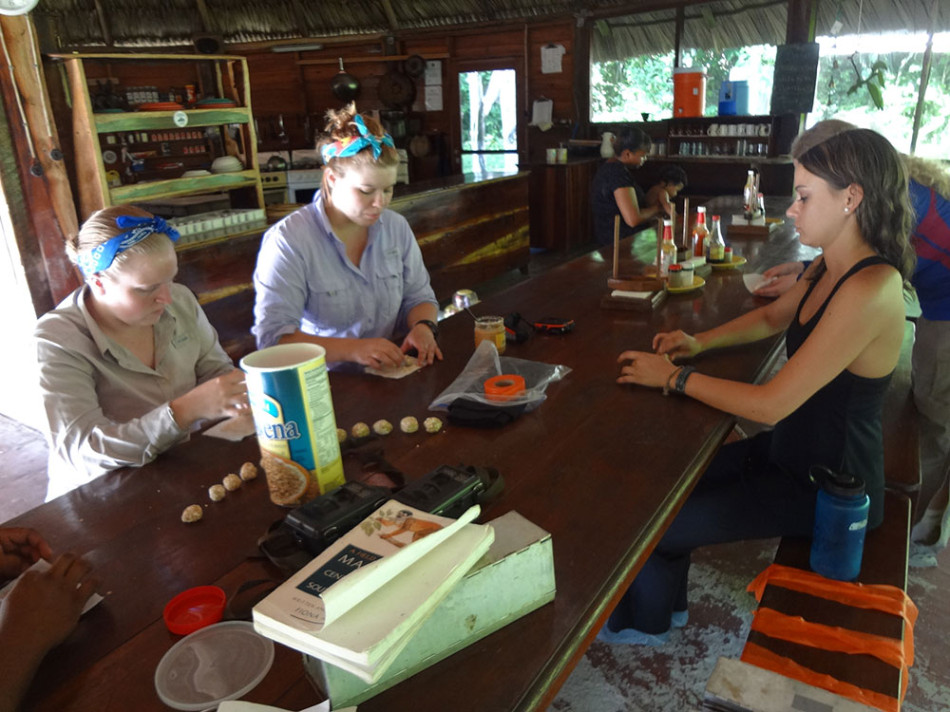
[78, 215, 180, 277]
[320, 115, 395, 164]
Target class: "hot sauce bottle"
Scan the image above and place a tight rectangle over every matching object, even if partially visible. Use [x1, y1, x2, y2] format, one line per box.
[691, 206, 709, 259]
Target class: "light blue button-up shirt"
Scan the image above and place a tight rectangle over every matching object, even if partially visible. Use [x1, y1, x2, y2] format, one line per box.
[252, 190, 438, 351]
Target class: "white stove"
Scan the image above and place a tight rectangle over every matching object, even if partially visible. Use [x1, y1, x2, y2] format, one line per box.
[286, 168, 324, 204]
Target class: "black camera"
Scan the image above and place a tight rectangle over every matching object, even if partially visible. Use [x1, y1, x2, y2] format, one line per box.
[280, 465, 504, 557]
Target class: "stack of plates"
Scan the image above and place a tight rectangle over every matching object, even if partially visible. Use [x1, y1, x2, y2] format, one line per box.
[196, 97, 238, 109]
[181, 169, 211, 178]
[138, 102, 184, 111]
[210, 156, 244, 174]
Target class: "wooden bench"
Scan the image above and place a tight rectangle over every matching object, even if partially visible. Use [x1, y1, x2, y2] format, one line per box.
[743, 488, 912, 707]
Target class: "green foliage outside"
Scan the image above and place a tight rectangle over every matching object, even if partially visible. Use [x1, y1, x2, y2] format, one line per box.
[459, 69, 518, 174]
[592, 38, 949, 159]
[811, 49, 950, 158]
[459, 70, 507, 151]
[591, 46, 776, 121]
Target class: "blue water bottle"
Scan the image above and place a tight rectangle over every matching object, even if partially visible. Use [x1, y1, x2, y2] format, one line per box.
[809, 466, 870, 581]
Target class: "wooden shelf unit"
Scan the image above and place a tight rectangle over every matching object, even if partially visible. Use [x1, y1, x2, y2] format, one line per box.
[53, 52, 264, 231]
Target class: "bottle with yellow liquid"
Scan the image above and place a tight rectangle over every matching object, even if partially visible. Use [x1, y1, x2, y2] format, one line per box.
[659, 219, 677, 278]
[708, 214, 726, 263]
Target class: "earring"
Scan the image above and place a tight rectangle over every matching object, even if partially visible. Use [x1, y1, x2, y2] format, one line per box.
[844, 207, 850, 213]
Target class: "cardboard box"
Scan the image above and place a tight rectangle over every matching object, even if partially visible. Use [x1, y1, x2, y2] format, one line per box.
[304, 511, 555, 707]
[703, 657, 879, 712]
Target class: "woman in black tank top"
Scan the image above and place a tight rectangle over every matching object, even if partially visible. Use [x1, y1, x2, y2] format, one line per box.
[601, 122, 916, 643]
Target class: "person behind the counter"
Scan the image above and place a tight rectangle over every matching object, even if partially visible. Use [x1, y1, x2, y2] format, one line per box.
[607, 120, 914, 644]
[590, 127, 666, 246]
[252, 103, 441, 371]
[0, 527, 97, 712]
[35, 206, 248, 500]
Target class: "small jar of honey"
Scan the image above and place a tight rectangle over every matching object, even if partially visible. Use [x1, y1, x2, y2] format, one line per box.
[474, 316, 506, 354]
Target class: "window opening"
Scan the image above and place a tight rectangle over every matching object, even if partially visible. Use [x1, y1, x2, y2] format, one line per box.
[458, 69, 518, 175]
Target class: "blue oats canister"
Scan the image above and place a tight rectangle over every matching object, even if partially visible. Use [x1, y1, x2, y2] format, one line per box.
[240, 343, 346, 506]
[809, 465, 870, 581]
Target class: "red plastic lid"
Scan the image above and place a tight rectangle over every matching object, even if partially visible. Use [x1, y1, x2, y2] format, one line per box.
[163, 585, 226, 635]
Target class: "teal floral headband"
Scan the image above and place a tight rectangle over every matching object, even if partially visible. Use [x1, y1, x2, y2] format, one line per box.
[321, 115, 395, 164]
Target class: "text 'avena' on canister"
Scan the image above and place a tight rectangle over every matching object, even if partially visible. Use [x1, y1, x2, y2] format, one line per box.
[240, 343, 345, 506]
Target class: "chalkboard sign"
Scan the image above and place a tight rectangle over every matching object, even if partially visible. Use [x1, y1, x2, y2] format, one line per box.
[770, 42, 820, 115]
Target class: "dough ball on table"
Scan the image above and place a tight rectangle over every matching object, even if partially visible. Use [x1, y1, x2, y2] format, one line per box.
[208, 484, 227, 502]
[181, 504, 203, 523]
[336, 428, 348, 443]
[351, 422, 370, 438]
[239, 462, 258, 481]
[423, 416, 443, 434]
[400, 416, 418, 434]
[373, 419, 393, 435]
[223, 473, 243, 491]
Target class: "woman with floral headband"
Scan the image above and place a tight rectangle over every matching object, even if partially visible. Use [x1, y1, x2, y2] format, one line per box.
[252, 104, 441, 370]
[35, 206, 247, 500]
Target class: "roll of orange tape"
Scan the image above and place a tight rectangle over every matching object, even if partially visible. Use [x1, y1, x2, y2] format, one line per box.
[484, 374, 527, 402]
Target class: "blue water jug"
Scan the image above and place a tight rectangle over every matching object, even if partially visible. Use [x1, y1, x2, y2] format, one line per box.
[809, 465, 870, 581]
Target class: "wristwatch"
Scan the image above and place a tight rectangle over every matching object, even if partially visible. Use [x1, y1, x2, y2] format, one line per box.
[413, 319, 439, 339]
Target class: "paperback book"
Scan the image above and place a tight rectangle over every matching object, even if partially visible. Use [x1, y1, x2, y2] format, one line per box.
[253, 501, 493, 682]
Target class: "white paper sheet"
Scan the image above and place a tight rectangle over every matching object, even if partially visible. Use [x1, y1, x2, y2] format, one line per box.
[611, 289, 653, 300]
[541, 44, 565, 74]
[424, 85, 443, 112]
[365, 356, 421, 379]
[743, 273, 777, 294]
[0, 559, 104, 614]
[203, 413, 256, 441]
[425, 60, 442, 85]
[530, 99, 553, 130]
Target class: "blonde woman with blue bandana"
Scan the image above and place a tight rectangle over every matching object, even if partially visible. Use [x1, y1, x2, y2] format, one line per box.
[252, 104, 441, 370]
[35, 206, 247, 500]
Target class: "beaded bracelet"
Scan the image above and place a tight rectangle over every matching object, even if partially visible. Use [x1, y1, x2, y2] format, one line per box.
[674, 366, 696, 394]
[662, 367, 683, 397]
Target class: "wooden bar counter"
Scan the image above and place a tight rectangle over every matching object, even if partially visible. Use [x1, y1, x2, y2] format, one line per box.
[183, 169, 530, 362]
[9, 197, 819, 712]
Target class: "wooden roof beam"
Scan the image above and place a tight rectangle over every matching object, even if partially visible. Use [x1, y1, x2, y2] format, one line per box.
[91, 0, 113, 47]
[194, 0, 214, 33]
[379, 0, 400, 32]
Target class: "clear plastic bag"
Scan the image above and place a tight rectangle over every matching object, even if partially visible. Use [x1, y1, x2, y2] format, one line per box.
[429, 340, 571, 412]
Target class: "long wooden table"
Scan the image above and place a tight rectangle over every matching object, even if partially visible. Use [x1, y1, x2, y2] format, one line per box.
[9, 195, 819, 712]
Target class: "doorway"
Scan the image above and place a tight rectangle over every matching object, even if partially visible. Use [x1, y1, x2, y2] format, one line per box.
[454, 59, 525, 176]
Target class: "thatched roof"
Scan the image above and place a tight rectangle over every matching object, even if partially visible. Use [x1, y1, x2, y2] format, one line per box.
[32, 0, 950, 53]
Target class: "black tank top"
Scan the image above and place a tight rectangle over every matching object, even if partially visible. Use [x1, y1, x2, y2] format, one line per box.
[769, 256, 893, 529]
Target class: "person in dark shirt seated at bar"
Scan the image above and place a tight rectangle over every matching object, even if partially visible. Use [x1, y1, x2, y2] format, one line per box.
[608, 120, 914, 644]
[0, 527, 97, 712]
[590, 127, 666, 246]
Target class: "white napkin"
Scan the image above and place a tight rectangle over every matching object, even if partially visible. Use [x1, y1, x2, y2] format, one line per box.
[743, 273, 777, 294]
[203, 413, 256, 441]
[365, 355, 421, 379]
[0, 559, 104, 614]
[217, 702, 355, 712]
[611, 289, 652, 300]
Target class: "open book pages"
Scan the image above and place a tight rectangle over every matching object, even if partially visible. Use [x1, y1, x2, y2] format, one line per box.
[254, 520, 493, 682]
[258, 501, 481, 631]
